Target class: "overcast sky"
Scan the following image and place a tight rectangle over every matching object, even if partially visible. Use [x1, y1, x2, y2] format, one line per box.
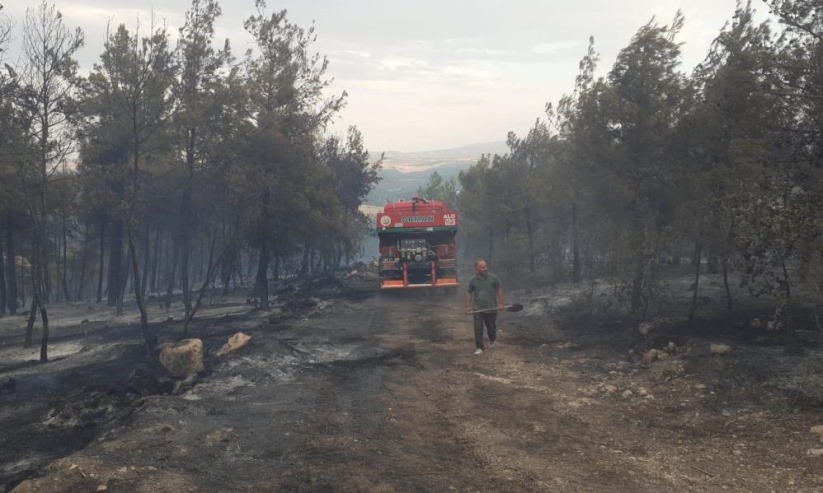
[4, 0, 771, 153]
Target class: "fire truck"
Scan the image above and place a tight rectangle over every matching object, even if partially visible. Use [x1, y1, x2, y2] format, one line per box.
[376, 196, 459, 291]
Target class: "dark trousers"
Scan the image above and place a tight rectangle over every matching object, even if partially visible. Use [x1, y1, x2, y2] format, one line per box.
[473, 312, 497, 349]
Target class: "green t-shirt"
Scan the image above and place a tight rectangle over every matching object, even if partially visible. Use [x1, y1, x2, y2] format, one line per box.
[467, 273, 501, 311]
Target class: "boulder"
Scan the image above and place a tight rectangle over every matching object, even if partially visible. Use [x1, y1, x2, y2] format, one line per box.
[217, 332, 252, 357]
[159, 339, 204, 378]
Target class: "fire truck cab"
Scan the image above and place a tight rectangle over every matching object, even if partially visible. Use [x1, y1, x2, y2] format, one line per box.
[376, 196, 459, 291]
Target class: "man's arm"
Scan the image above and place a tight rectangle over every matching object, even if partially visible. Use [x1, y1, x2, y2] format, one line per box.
[496, 287, 505, 311]
[465, 291, 473, 314]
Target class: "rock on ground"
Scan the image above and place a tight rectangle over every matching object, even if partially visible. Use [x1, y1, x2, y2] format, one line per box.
[217, 332, 252, 357]
[159, 339, 204, 378]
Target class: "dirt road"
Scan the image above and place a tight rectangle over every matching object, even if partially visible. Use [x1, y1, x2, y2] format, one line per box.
[5, 286, 823, 492]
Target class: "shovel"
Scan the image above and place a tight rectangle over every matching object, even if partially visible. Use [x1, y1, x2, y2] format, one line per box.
[466, 303, 523, 315]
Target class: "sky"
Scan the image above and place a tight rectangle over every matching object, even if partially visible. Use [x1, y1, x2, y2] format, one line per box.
[3, 0, 772, 153]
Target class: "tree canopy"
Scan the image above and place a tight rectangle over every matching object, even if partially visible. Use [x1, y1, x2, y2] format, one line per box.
[457, 2, 823, 325]
[0, 0, 381, 358]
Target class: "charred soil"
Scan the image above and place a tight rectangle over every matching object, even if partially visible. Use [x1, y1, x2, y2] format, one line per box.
[2, 277, 823, 492]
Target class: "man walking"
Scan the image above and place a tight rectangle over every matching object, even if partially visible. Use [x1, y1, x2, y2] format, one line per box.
[465, 259, 504, 355]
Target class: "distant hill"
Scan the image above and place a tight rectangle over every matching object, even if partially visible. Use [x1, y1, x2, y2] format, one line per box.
[367, 141, 508, 205]
[381, 141, 509, 167]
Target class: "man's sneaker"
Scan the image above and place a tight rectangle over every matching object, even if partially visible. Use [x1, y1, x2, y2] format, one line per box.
[473, 348, 484, 355]
[488, 341, 495, 349]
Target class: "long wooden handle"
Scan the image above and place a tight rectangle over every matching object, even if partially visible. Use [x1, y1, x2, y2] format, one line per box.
[466, 304, 522, 314]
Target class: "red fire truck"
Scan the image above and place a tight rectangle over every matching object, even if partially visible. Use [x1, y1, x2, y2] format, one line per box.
[376, 196, 459, 291]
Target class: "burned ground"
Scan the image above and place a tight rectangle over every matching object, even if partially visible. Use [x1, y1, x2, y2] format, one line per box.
[1, 275, 823, 492]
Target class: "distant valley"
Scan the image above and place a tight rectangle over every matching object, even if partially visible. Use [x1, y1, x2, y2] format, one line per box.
[366, 141, 508, 206]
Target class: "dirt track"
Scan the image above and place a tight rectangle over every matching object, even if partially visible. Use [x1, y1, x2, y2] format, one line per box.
[4, 284, 823, 492]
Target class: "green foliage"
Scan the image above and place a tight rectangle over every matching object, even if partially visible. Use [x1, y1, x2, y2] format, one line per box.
[418, 171, 458, 206]
[0, 2, 382, 329]
[324, 126, 382, 214]
[83, 20, 177, 228]
[456, 5, 823, 323]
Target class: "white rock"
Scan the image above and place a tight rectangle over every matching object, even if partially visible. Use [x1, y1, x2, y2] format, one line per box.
[810, 425, 823, 441]
[710, 343, 732, 356]
[806, 449, 823, 458]
[622, 389, 634, 399]
[216, 332, 251, 357]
